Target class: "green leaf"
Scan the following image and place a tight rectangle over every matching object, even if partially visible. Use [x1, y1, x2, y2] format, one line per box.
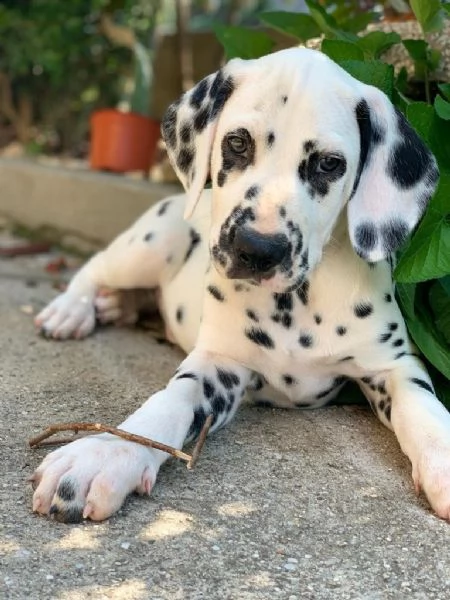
[356, 31, 401, 60]
[259, 11, 321, 41]
[429, 280, 450, 344]
[339, 60, 394, 98]
[321, 39, 364, 62]
[402, 38, 428, 61]
[304, 0, 357, 42]
[407, 101, 450, 168]
[438, 83, 450, 101]
[409, 0, 444, 33]
[440, 275, 450, 295]
[396, 283, 450, 379]
[213, 25, 274, 60]
[341, 12, 377, 34]
[435, 95, 450, 120]
[395, 172, 450, 283]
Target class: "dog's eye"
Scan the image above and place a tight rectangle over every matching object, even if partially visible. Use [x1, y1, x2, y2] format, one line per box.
[318, 155, 341, 173]
[227, 135, 247, 154]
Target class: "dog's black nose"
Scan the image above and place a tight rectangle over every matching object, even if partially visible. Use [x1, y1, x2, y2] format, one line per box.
[234, 228, 289, 274]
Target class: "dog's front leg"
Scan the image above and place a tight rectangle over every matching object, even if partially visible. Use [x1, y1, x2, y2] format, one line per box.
[386, 356, 450, 519]
[31, 349, 251, 523]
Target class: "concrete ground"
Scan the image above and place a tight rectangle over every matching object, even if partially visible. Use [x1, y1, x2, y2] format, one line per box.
[1, 243, 450, 600]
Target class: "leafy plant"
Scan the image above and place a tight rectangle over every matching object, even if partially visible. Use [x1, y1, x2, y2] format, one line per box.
[214, 0, 450, 406]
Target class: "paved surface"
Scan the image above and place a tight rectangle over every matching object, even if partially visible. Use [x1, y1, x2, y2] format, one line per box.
[1, 245, 450, 600]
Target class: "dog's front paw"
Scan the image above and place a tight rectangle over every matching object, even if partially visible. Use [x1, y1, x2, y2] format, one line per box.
[35, 291, 96, 340]
[413, 442, 450, 520]
[30, 435, 156, 522]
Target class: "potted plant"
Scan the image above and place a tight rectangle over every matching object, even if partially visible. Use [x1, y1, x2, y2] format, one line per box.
[89, 7, 161, 174]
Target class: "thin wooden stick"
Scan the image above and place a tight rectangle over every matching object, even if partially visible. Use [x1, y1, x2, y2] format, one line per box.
[29, 422, 192, 464]
[29, 416, 214, 469]
[188, 414, 214, 470]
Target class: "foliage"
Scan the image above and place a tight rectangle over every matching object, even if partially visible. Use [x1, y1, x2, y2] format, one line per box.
[215, 0, 450, 405]
[0, 0, 157, 153]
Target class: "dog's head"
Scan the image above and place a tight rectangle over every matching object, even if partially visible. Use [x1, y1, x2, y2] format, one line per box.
[162, 48, 438, 292]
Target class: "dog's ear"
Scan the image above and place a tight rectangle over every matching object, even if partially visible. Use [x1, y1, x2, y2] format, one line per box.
[161, 63, 241, 219]
[348, 86, 439, 262]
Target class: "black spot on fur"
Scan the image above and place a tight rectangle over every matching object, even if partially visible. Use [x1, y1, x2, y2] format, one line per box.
[392, 338, 404, 347]
[388, 108, 433, 189]
[282, 95, 288, 104]
[180, 123, 191, 144]
[245, 185, 260, 200]
[188, 407, 207, 440]
[351, 99, 385, 198]
[304, 140, 316, 153]
[212, 394, 227, 415]
[217, 170, 226, 187]
[144, 232, 154, 242]
[193, 106, 210, 132]
[388, 322, 398, 331]
[250, 373, 265, 391]
[339, 355, 354, 362]
[161, 104, 177, 149]
[354, 302, 373, 318]
[49, 504, 83, 524]
[211, 75, 235, 119]
[245, 327, 275, 349]
[255, 399, 275, 408]
[395, 351, 407, 360]
[336, 326, 347, 336]
[274, 292, 293, 311]
[267, 132, 275, 147]
[176, 306, 183, 323]
[381, 220, 409, 253]
[299, 333, 313, 348]
[385, 293, 392, 303]
[354, 222, 378, 252]
[410, 377, 434, 395]
[246, 309, 259, 322]
[157, 200, 171, 216]
[216, 368, 240, 389]
[185, 228, 201, 262]
[57, 479, 76, 502]
[314, 314, 322, 325]
[190, 77, 209, 109]
[384, 404, 391, 421]
[379, 332, 392, 343]
[203, 378, 215, 399]
[176, 372, 198, 381]
[296, 280, 309, 305]
[282, 374, 297, 386]
[177, 147, 194, 174]
[207, 285, 225, 302]
[279, 206, 286, 218]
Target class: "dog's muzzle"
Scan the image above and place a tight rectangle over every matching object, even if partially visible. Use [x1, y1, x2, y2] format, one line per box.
[228, 227, 289, 279]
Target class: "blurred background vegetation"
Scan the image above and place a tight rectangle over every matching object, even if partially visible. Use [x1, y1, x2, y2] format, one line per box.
[0, 0, 438, 157]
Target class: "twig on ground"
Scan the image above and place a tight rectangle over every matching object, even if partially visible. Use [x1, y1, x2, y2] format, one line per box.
[187, 414, 214, 469]
[29, 416, 214, 469]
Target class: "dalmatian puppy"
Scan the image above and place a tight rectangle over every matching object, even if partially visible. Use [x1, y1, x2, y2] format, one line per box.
[31, 47, 450, 524]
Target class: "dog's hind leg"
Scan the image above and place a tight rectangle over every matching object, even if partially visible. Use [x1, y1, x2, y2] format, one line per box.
[35, 195, 192, 339]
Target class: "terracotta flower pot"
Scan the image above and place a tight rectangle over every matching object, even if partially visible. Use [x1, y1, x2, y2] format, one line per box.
[89, 109, 160, 174]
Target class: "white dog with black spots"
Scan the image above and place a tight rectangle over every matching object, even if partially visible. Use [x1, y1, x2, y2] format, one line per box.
[31, 48, 450, 523]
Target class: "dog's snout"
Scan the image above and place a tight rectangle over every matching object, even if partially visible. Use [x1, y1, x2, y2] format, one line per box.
[234, 228, 289, 274]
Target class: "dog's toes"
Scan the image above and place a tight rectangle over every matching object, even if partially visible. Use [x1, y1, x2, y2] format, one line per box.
[31, 436, 157, 523]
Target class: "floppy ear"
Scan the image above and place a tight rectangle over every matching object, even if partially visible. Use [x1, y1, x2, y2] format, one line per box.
[348, 85, 439, 262]
[161, 64, 241, 219]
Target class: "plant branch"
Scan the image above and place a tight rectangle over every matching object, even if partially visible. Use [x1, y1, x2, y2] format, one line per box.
[29, 418, 214, 469]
